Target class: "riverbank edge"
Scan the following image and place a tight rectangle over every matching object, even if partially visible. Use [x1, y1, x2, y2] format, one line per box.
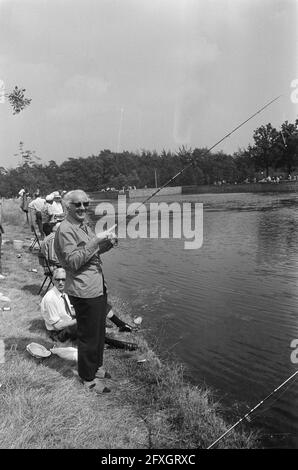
[0, 206, 258, 449]
[87, 180, 298, 201]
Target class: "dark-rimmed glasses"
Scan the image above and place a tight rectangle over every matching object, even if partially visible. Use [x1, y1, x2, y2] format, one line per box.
[54, 278, 66, 282]
[70, 201, 89, 208]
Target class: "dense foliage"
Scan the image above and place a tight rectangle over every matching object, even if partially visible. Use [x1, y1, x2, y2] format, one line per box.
[1, 119, 297, 197]
[6, 86, 32, 114]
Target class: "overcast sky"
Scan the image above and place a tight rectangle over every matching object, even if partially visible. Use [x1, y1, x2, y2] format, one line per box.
[0, 0, 297, 168]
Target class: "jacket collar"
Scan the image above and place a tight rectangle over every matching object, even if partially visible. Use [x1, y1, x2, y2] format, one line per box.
[65, 215, 91, 241]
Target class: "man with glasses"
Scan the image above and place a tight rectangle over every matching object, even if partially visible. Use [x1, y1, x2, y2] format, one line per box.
[40, 267, 77, 342]
[54, 189, 117, 394]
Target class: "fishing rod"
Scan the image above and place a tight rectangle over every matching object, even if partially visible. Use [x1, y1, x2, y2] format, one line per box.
[95, 96, 281, 225]
[207, 369, 298, 449]
[133, 95, 282, 212]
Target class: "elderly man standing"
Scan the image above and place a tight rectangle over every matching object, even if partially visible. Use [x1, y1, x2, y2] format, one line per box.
[54, 189, 117, 394]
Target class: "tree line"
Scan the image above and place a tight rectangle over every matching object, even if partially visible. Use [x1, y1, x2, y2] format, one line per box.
[0, 118, 297, 197]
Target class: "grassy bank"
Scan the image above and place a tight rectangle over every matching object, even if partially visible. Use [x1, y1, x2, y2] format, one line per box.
[0, 199, 258, 449]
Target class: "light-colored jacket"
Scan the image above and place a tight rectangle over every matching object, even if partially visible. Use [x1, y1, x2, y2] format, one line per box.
[54, 215, 112, 298]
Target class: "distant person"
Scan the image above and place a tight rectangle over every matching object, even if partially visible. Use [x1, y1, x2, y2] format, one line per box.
[60, 190, 68, 215]
[19, 188, 30, 224]
[54, 189, 117, 394]
[51, 191, 65, 222]
[28, 192, 46, 238]
[41, 194, 55, 231]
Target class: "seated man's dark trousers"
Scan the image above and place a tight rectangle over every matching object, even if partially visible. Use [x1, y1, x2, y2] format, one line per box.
[48, 324, 77, 343]
[68, 294, 107, 382]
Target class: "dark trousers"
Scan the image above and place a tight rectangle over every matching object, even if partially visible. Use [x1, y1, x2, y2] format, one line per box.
[48, 324, 78, 343]
[68, 294, 107, 382]
[36, 211, 44, 238]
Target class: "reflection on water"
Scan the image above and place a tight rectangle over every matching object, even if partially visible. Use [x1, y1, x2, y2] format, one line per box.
[90, 192, 298, 448]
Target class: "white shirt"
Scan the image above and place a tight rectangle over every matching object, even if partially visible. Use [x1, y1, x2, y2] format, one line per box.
[51, 200, 64, 215]
[28, 197, 46, 212]
[41, 202, 54, 222]
[40, 286, 75, 331]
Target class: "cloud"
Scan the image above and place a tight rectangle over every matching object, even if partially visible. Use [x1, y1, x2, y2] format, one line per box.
[0, 0, 296, 168]
[63, 74, 109, 100]
[173, 38, 220, 71]
[46, 73, 110, 120]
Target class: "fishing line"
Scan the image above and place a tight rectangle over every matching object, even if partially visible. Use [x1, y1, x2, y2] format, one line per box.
[93, 95, 281, 223]
[257, 432, 298, 440]
[129, 95, 282, 215]
[207, 369, 298, 449]
[246, 372, 298, 424]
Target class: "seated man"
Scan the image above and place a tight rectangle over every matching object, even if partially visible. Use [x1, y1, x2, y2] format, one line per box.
[41, 269, 137, 349]
[40, 267, 77, 342]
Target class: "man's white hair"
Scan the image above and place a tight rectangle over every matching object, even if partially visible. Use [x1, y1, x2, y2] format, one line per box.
[53, 267, 66, 280]
[64, 190, 89, 209]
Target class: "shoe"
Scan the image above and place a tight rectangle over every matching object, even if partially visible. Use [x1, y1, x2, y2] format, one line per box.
[95, 367, 112, 379]
[109, 314, 134, 332]
[82, 379, 111, 394]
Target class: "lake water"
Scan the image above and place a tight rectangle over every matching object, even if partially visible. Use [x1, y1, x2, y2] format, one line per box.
[91, 192, 298, 449]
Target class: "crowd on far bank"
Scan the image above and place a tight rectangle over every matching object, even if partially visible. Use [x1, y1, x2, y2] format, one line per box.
[214, 173, 298, 186]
